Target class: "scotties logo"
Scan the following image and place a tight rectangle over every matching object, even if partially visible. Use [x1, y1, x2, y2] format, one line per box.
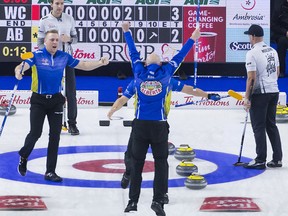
[229, 42, 252, 51]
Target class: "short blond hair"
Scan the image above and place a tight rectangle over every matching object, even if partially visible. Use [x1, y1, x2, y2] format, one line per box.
[146, 53, 161, 66]
[45, 29, 59, 36]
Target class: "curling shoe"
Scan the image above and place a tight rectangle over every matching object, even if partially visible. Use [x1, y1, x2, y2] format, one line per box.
[121, 172, 130, 189]
[151, 201, 166, 216]
[18, 156, 27, 176]
[163, 194, 169, 204]
[267, 160, 282, 168]
[243, 159, 266, 170]
[44, 172, 63, 182]
[68, 124, 80, 135]
[124, 200, 137, 212]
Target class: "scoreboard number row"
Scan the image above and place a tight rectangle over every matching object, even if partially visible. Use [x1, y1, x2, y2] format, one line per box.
[40, 5, 182, 22]
[78, 20, 182, 28]
[0, 3, 185, 61]
[76, 27, 182, 43]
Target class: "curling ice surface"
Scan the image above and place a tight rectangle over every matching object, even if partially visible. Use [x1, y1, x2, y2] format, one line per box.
[0, 107, 288, 216]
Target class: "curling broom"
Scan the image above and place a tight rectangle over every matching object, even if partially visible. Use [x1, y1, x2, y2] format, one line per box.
[0, 52, 34, 137]
[175, 89, 243, 108]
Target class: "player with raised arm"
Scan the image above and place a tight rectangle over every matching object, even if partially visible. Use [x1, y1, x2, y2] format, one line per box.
[121, 22, 219, 216]
[108, 78, 220, 206]
[37, 0, 80, 135]
[16, 30, 108, 182]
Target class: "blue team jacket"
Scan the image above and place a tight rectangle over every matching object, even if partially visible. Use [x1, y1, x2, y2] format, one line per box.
[25, 48, 79, 95]
[124, 31, 194, 120]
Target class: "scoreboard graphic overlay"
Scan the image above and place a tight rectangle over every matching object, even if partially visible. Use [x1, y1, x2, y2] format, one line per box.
[0, 0, 31, 62]
[0, 0, 269, 63]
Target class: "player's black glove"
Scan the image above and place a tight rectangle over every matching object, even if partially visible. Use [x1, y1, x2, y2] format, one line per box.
[208, 93, 221, 101]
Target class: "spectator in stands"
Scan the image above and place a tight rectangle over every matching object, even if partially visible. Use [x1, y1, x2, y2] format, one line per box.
[271, 0, 288, 77]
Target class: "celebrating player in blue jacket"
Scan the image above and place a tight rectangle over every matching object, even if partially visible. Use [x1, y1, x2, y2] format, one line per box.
[121, 22, 219, 216]
[15, 29, 109, 183]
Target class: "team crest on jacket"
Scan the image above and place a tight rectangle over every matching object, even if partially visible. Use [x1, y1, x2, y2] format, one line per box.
[41, 58, 49, 66]
[140, 81, 162, 96]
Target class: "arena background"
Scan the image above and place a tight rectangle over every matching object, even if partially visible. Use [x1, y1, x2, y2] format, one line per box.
[1, 0, 287, 104]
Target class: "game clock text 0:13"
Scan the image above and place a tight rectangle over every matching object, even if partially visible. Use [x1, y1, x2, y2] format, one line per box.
[0, 44, 29, 61]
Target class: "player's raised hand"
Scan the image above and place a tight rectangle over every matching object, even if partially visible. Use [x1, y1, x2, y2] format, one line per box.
[15, 67, 23, 80]
[122, 22, 130, 32]
[190, 28, 201, 41]
[107, 108, 115, 120]
[100, 56, 109, 66]
[60, 34, 71, 43]
[207, 93, 221, 101]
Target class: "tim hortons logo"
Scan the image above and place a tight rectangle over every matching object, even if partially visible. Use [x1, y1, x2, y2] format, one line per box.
[236, 100, 245, 106]
[200, 197, 260, 211]
[77, 97, 94, 105]
[1, 95, 96, 106]
[0, 95, 30, 105]
[0, 195, 47, 210]
[198, 42, 216, 62]
[73, 49, 95, 59]
[170, 100, 179, 106]
[184, 96, 230, 106]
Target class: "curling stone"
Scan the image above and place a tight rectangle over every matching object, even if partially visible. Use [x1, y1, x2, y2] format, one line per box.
[277, 104, 287, 110]
[176, 160, 198, 176]
[0, 101, 16, 116]
[276, 105, 288, 122]
[184, 173, 207, 190]
[174, 144, 196, 161]
[99, 120, 110, 126]
[123, 120, 132, 127]
[168, 142, 176, 155]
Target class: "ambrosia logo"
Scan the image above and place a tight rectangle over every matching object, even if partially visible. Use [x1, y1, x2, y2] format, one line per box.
[140, 81, 162, 96]
[241, 0, 256, 10]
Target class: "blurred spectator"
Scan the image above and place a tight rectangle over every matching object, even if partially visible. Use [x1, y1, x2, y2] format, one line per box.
[271, 0, 288, 77]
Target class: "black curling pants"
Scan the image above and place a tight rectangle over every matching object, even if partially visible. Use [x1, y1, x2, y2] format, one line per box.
[19, 92, 65, 174]
[129, 119, 169, 204]
[65, 66, 77, 126]
[124, 134, 132, 176]
[125, 130, 169, 194]
[250, 93, 282, 162]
